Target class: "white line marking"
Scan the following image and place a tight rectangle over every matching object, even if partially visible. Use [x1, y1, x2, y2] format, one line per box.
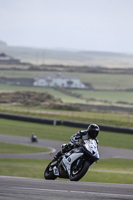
[89, 169, 133, 174]
[12, 187, 133, 198]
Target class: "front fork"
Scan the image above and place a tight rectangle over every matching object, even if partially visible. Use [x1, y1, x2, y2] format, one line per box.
[62, 153, 83, 176]
[76, 157, 84, 169]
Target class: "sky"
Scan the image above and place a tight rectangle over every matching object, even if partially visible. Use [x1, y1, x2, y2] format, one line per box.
[0, 0, 133, 54]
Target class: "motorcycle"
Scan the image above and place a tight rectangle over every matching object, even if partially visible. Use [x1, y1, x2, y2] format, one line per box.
[30, 134, 38, 143]
[44, 139, 100, 181]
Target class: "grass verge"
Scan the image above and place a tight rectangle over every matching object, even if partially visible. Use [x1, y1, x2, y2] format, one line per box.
[0, 142, 50, 153]
[0, 104, 133, 128]
[0, 158, 132, 184]
[0, 118, 133, 150]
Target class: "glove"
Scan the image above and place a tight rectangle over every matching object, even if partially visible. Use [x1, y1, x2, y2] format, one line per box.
[61, 143, 67, 149]
[61, 143, 74, 153]
[68, 142, 74, 148]
[61, 144, 67, 153]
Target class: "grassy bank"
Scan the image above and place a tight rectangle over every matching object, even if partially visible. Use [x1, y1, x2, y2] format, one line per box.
[0, 83, 133, 104]
[0, 104, 133, 128]
[0, 142, 49, 153]
[0, 118, 133, 184]
[0, 118, 133, 150]
[0, 158, 132, 184]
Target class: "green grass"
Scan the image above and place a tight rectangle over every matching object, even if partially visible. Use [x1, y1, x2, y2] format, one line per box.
[69, 89, 133, 103]
[78, 73, 133, 90]
[0, 70, 133, 91]
[0, 61, 133, 184]
[92, 158, 133, 171]
[0, 118, 133, 150]
[0, 84, 86, 104]
[80, 171, 133, 184]
[0, 118, 132, 184]
[0, 158, 132, 184]
[0, 142, 49, 153]
[0, 104, 133, 128]
[0, 158, 45, 179]
[81, 158, 133, 184]
[0, 83, 133, 104]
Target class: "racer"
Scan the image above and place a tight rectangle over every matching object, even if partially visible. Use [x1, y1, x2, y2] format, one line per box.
[54, 123, 100, 159]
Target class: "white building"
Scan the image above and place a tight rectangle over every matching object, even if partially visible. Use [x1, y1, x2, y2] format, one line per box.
[33, 73, 86, 89]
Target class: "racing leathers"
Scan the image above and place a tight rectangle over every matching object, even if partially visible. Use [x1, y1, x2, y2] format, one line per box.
[54, 130, 98, 160]
[70, 130, 99, 146]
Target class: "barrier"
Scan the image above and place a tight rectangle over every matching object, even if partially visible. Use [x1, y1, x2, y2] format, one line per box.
[0, 113, 132, 134]
[0, 113, 61, 125]
[63, 120, 88, 129]
[99, 124, 133, 134]
[63, 120, 133, 135]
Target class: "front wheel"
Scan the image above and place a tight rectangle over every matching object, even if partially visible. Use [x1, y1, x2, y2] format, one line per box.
[70, 160, 90, 181]
[44, 160, 57, 180]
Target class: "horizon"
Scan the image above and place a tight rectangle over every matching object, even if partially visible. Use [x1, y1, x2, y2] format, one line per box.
[0, 0, 133, 54]
[0, 39, 133, 56]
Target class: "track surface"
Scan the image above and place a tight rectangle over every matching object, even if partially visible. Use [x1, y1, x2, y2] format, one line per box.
[0, 134, 133, 199]
[0, 176, 133, 200]
[0, 134, 133, 159]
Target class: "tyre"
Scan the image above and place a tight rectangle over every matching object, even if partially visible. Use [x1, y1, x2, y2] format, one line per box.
[70, 160, 90, 181]
[44, 160, 57, 180]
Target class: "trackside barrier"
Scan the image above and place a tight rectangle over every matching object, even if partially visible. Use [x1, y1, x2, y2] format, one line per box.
[0, 113, 61, 125]
[0, 113, 132, 134]
[99, 124, 133, 134]
[63, 120, 133, 135]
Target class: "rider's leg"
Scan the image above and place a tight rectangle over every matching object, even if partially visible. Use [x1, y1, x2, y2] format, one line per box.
[54, 143, 74, 159]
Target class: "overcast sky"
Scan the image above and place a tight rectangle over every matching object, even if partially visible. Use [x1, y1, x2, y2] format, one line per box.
[0, 0, 133, 53]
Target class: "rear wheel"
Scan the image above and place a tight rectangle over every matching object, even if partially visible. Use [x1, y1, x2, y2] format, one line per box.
[44, 160, 57, 180]
[70, 160, 90, 181]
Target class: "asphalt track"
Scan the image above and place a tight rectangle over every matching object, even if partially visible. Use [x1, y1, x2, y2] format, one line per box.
[0, 134, 133, 200]
[0, 176, 133, 200]
[0, 134, 133, 159]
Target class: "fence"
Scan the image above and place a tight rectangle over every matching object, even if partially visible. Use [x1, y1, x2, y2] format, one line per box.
[0, 112, 132, 134]
[0, 104, 133, 127]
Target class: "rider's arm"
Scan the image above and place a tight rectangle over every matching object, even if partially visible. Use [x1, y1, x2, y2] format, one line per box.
[95, 138, 99, 144]
[70, 131, 82, 146]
